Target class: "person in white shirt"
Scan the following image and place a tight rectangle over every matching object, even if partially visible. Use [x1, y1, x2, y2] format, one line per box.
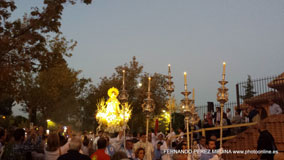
[176, 128, 185, 144]
[166, 128, 176, 148]
[269, 99, 282, 115]
[133, 132, 154, 160]
[226, 108, 232, 121]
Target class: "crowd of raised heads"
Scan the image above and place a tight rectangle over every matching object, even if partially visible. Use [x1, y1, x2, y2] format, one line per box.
[203, 99, 282, 130]
[0, 125, 226, 160]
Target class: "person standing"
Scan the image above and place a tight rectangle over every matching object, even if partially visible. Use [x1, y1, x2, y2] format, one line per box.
[122, 139, 135, 159]
[92, 131, 104, 151]
[226, 108, 232, 121]
[90, 138, 110, 160]
[268, 99, 282, 115]
[2, 128, 42, 160]
[57, 136, 91, 160]
[133, 132, 154, 160]
[257, 123, 277, 160]
[0, 128, 6, 159]
[213, 107, 221, 126]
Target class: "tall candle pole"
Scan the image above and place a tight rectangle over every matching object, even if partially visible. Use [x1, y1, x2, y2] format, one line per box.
[222, 62, 226, 81]
[181, 72, 200, 160]
[166, 64, 175, 134]
[142, 76, 155, 155]
[217, 62, 229, 156]
[123, 70, 125, 88]
[148, 77, 151, 93]
[119, 69, 129, 150]
[192, 88, 195, 103]
[184, 72, 187, 90]
[181, 72, 191, 160]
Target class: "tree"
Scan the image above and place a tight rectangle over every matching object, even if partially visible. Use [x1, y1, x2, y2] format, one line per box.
[17, 34, 91, 127]
[0, 96, 13, 116]
[240, 75, 256, 100]
[0, 0, 92, 114]
[87, 57, 168, 133]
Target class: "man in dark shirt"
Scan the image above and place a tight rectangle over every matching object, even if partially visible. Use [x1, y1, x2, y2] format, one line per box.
[257, 123, 277, 160]
[248, 105, 258, 122]
[57, 136, 91, 160]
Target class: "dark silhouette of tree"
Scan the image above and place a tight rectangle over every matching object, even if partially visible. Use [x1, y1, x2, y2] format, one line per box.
[241, 75, 256, 100]
[0, 0, 92, 116]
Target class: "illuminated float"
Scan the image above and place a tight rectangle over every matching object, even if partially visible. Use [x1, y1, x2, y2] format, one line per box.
[96, 87, 131, 133]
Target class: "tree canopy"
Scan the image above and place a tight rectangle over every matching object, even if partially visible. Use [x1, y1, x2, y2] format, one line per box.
[86, 57, 168, 133]
[0, 0, 92, 118]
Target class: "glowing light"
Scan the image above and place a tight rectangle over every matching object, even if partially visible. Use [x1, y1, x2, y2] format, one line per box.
[162, 110, 166, 113]
[184, 72, 187, 90]
[2, 116, 6, 119]
[223, 61, 226, 75]
[96, 87, 132, 133]
[46, 119, 56, 129]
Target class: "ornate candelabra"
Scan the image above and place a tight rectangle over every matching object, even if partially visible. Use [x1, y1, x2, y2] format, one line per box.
[217, 62, 229, 150]
[181, 72, 200, 160]
[118, 69, 129, 149]
[180, 72, 192, 160]
[189, 88, 200, 150]
[142, 77, 155, 146]
[166, 64, 175, 132]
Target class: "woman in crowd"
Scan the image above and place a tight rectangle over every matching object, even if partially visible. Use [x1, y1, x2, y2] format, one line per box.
[44, 133, 70, 160]
[135, 147, 145, 160]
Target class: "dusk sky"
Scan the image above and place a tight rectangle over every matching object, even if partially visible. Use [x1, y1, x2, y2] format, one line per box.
[13, 0, 284, 116]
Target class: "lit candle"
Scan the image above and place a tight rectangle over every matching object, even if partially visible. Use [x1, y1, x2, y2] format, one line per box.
[222, 62, 226, 80]
[192, 88, 195, 101]
[122, 70, 125, 86]
[184, 72, 187, 90]
[148, 77, 151, 92]
[168, 64, 171, 75]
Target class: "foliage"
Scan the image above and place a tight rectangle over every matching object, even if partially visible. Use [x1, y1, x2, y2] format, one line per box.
[0, 95, 14, 116]
[0, 115, 28, 129]
[17, 34, 91, 128]
[240, 75, 256, 100]
[88, 57, 168, 133]
[0, 0, 92, 117]
[171, 112, 185, 132]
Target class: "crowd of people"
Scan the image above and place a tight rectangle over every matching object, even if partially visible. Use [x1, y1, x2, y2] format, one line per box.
[0, 124, 225, 160]
[203, 99, 282, 129]
[0, 100, 282, 160]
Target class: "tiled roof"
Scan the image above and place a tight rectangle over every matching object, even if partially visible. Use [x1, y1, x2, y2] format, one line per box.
[268, 72, 284, 89]
[244, 91, 281, 105]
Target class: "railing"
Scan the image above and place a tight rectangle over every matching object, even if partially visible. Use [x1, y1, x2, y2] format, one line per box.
[186, 122, 257, 141]
[236, 74, 284, 108]
[196, 101, 237, 120]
